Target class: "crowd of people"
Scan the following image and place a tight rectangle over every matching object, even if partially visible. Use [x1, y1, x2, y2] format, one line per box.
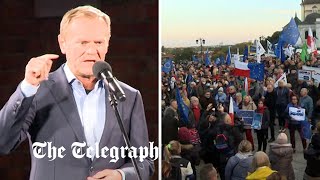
[161, 54, 320, 180]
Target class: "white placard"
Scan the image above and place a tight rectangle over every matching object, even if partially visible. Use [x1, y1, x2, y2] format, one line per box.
[289, 107, 305, 121]
[298, 70, 312, 81]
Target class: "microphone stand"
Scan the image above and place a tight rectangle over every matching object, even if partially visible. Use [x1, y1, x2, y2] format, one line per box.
[108, 89, 142, 180]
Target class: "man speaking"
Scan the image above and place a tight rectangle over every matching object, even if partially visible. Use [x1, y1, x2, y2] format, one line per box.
[0, 5, 154, 180]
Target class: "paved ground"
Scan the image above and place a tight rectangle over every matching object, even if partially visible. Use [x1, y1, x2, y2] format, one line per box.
[196, 124, 308, 179]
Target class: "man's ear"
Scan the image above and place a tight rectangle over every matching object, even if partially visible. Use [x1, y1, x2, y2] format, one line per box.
[58, 34, 66, 54]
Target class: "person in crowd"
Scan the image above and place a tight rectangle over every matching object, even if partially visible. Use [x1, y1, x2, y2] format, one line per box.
[307, 78, 319, 107]
[163, 99, 179, 144]
[304, 121, 320, 179]
[275, 80, 290, 131]
[197, 77, 208, 98]
[287, 69, 298, 87]
[225, 140, 254, 180]
[162, 83, 172, 107]
[255, 100, 270, 152]
[162, 160, 173, 180]
[188, 81, 198, 99]
[266, 172, 287, 180]
[215, 87, 227, 104]
[216, 113, 243, 180]
[199, 111, 221, 168]
[264, 84, 277, 142]
[200, 90, 216, 114]
[312, 99, 320, 130]
[249, 81, 264, 106]
[294, 79, 307, 95]
[234, 92, 243, 113]
[285, 95, 307, 152]
[0, 5, 154, 179]
[300, 88, 314, 127]
[286, 83, 296, 99]
[182, 88, 191, 107]
[178, 127, 201, 179]
[246, 151, 276, 180]
[190, 96, 202, 127]
[226, 85, 237, 106]
[200, 164, 218, 180]
[269, 133, 294, 180]
[242, 95, 257, 151]
[164, 140, 194, 180]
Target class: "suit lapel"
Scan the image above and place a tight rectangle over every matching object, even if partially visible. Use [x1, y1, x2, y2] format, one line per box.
[98, 88, 118, 149]
[46, 67, 87, 144]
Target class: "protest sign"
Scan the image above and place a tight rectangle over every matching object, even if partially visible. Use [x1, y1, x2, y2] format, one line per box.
[289, 107, 305, 121]
[237, 110, 254, 125]
[251, 113, 262, 130]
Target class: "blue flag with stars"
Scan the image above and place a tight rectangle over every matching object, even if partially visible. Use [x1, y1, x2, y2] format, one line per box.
[248, 62, 265, 81]
[301, 120, 312, 140]
[243, 46, 249, 61]
[220, 55, 225, 65]
[205, 51, 211, 66]
[226, 46, 231, 65]
[192, 55, 199, 63]
[215, 57, 221, 65]
[176, 88, 189, 124]
[162, 59, 173, 73]
[279, 18, 301, 46]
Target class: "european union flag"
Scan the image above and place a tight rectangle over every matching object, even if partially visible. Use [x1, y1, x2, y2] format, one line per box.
[192, 55, 199, 63]
[226, 46, 231, 65]
[301, 120, 312, 140]
[279, 18, 301, 45]
[162, 59, 173, 73]
[243, 46, 248, 61]
[248, 62, 264, 81]
[275, 41, 287, 62]
[205, 51, 211, 66]
[215, 57, 221, 65]
[236, 110, 254, 125]
[220, 55, 225, 65]
[176, 88, 189, 124]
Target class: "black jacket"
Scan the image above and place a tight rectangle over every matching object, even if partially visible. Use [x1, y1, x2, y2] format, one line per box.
[304, 133, 320, 177]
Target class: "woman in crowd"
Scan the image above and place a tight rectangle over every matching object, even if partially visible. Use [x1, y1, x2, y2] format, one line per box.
[242, 95, 257, 151]
[215, 87, 227, 104]
[246, 151, 276, 180]
[225, 140, 254, 180]
[304, 121, 320, 179]
[255, 99, 270, 152]
[178, 127, 201, 179]
[285, 95, 307, 152]
[269, 133, 294, 180]
[190, 96, 202, 127]
[164, 140, 194, 180]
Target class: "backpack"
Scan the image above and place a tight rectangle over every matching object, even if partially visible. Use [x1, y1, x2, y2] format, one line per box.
[215, 133, 229, 151]
[168, 162, 182, 180]
[214, 128, 234, 156]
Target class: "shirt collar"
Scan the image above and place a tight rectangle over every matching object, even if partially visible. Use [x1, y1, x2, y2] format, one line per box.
[63, 63, 77, 84]
[63, 63, 104, 88]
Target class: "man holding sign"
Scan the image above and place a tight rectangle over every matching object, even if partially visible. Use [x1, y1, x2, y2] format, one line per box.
[285, 95, 307, 152]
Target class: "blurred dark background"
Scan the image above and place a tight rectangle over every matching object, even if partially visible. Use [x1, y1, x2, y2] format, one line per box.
[0, 0, 158, 179]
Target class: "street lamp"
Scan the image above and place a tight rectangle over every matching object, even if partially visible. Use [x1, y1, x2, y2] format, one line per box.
[196, 38, 205, 62]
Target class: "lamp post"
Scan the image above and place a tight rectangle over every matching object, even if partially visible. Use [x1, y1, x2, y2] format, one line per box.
[196, 38, 205, 62]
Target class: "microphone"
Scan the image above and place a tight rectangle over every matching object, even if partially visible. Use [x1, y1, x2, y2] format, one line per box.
[93, 61, 126, 101]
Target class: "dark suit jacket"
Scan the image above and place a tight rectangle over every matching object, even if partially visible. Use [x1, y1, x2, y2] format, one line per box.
[0, 65, 154, 180]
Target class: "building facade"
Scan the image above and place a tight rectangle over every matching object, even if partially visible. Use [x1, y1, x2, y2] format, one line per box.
[298, 0, 320, 47]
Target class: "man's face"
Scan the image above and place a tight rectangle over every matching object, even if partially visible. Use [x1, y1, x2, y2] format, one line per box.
[58, 16, 110, 78]
[171, 101, 178, 110]
[267, 85, 273, 93]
